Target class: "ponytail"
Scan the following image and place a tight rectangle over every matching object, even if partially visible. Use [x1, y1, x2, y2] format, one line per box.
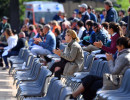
[109, 22, 124, 37]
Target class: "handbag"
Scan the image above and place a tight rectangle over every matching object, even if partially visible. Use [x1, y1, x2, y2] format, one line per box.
[102, 73, 123, 90]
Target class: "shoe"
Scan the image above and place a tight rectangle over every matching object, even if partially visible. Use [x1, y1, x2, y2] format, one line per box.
[2, 67, 9, 70]
[2, 67, 7, 70]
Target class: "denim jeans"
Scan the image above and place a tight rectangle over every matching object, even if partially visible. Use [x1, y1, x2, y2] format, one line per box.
[3, 51, 18, 68]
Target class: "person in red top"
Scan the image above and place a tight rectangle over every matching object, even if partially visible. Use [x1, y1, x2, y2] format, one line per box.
[94, 22, 123, 54]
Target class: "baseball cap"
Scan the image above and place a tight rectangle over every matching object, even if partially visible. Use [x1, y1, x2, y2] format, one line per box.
[78, 3, 88, 9]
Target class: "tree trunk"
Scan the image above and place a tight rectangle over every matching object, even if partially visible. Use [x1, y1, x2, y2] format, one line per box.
[10, 0, 20, 33]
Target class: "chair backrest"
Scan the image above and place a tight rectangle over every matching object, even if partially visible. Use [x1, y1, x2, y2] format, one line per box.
[22, 49, 30, 60]
[46, 79, 64, 100]
[101, 61, 110, 75]
[45, 77, 58, 97]
[37, 67, 52, 94]
[119, 68, 130, 93]
[26, 55, 36, 68]
[83, 51, 89, 68]
[84, 54, 95, 71]
[53, 80, 65, 100]
[96, 61, 106, 77]
[89, 59, 102, 75]
[29, 60, 40, 76]
[59, 87, 72, 100]
[18, 48, 26, 58]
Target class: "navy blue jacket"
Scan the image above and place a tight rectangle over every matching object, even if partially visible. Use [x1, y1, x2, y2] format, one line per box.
[105, 7, 118, 22]
[81, 11, 90, 24]
[90, 12, 97, 22]
[95, 30, 107, 45]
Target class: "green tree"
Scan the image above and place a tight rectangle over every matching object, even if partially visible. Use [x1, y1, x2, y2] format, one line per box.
[0, 0, 10, 20]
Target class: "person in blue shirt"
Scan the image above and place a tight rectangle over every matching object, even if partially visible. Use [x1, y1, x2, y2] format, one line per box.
[53, 11, 62, 21]
[31, 24, 56, 56]
[104, 0, 118, 22]
[83, 22, 107, 53]
[87, 6, 97, 22]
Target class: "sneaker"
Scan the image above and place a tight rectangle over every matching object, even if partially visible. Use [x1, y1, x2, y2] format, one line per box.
[2, 67, 9, 70]
[2, 67, 7, 70]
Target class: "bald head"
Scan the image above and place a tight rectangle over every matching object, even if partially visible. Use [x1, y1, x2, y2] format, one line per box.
[19, 32, 25, 38]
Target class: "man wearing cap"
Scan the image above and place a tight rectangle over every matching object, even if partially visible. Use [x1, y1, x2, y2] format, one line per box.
[78, 3, 90, 25]
[104, 0, 118, 22]
[0, 16, 11, 35]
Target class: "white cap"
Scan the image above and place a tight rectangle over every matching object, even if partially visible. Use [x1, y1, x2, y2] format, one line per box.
[78, 3, 88, 9]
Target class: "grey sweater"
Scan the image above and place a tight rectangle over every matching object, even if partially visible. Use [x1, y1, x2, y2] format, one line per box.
[108, 49, 130, 75]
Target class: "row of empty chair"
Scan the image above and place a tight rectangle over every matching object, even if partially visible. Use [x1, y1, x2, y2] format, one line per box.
[8, 48, 73, 100]
[7, 47, 130, 100]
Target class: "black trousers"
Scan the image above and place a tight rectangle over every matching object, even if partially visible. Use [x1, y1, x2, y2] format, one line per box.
[81, 75, 103, 100]
[50, 58, 68, 80]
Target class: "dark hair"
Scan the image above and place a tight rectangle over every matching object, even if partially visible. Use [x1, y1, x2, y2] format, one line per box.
[93, 22, 101, 28]
[86, 20, 94, 27]
[29, 25, 34, 31]
[116, 37, 130, 48]
[4, 28, 13, 36]
[55, 28, 61, 35]
[109, 22, 123, 37]
[37, 24, 43, 30]
[12, 29, 17, 35]
[77, 21, 84, 27]
[119, 21, 127, 27]
[119, 10, 125, 15]
[78, 11, 82, 15]
[88, 5, 92, 10]
[128, 6, 130, 12]
[102, 22, 109, 30]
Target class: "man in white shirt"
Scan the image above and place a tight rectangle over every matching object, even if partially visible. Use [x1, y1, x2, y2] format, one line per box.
[77, 20, 86, 40]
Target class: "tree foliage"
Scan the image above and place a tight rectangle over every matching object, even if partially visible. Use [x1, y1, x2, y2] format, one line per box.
[0, 0, 10, 21]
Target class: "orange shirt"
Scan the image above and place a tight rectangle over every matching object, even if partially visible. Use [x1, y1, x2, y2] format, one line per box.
[52, 25, 61, 33]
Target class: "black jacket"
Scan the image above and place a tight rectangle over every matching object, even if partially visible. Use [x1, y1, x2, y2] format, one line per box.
[11, 37, 28, 52]
[105, 7, 118, 23]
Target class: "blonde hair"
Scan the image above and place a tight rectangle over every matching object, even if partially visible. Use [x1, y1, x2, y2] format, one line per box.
[66, 29, 80, 42]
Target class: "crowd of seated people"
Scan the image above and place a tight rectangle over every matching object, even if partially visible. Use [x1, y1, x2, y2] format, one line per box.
[0, 0, 130, 99]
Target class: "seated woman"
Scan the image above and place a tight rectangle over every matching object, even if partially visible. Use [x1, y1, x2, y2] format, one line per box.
[71, 37, 130, 100]
[0, 28, 18, 70]
[94, 22, 123, 54]
[50, 29, 84, 79]
[2, 32, 28, 70]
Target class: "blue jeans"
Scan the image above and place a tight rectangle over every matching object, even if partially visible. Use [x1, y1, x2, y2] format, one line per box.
[3, 51, 19, 68]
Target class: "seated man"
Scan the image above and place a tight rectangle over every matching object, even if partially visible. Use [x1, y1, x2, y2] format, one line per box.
[31, 24, 56, 56]
[83, 22, 107, 53]
[2, 32, 28, 70]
